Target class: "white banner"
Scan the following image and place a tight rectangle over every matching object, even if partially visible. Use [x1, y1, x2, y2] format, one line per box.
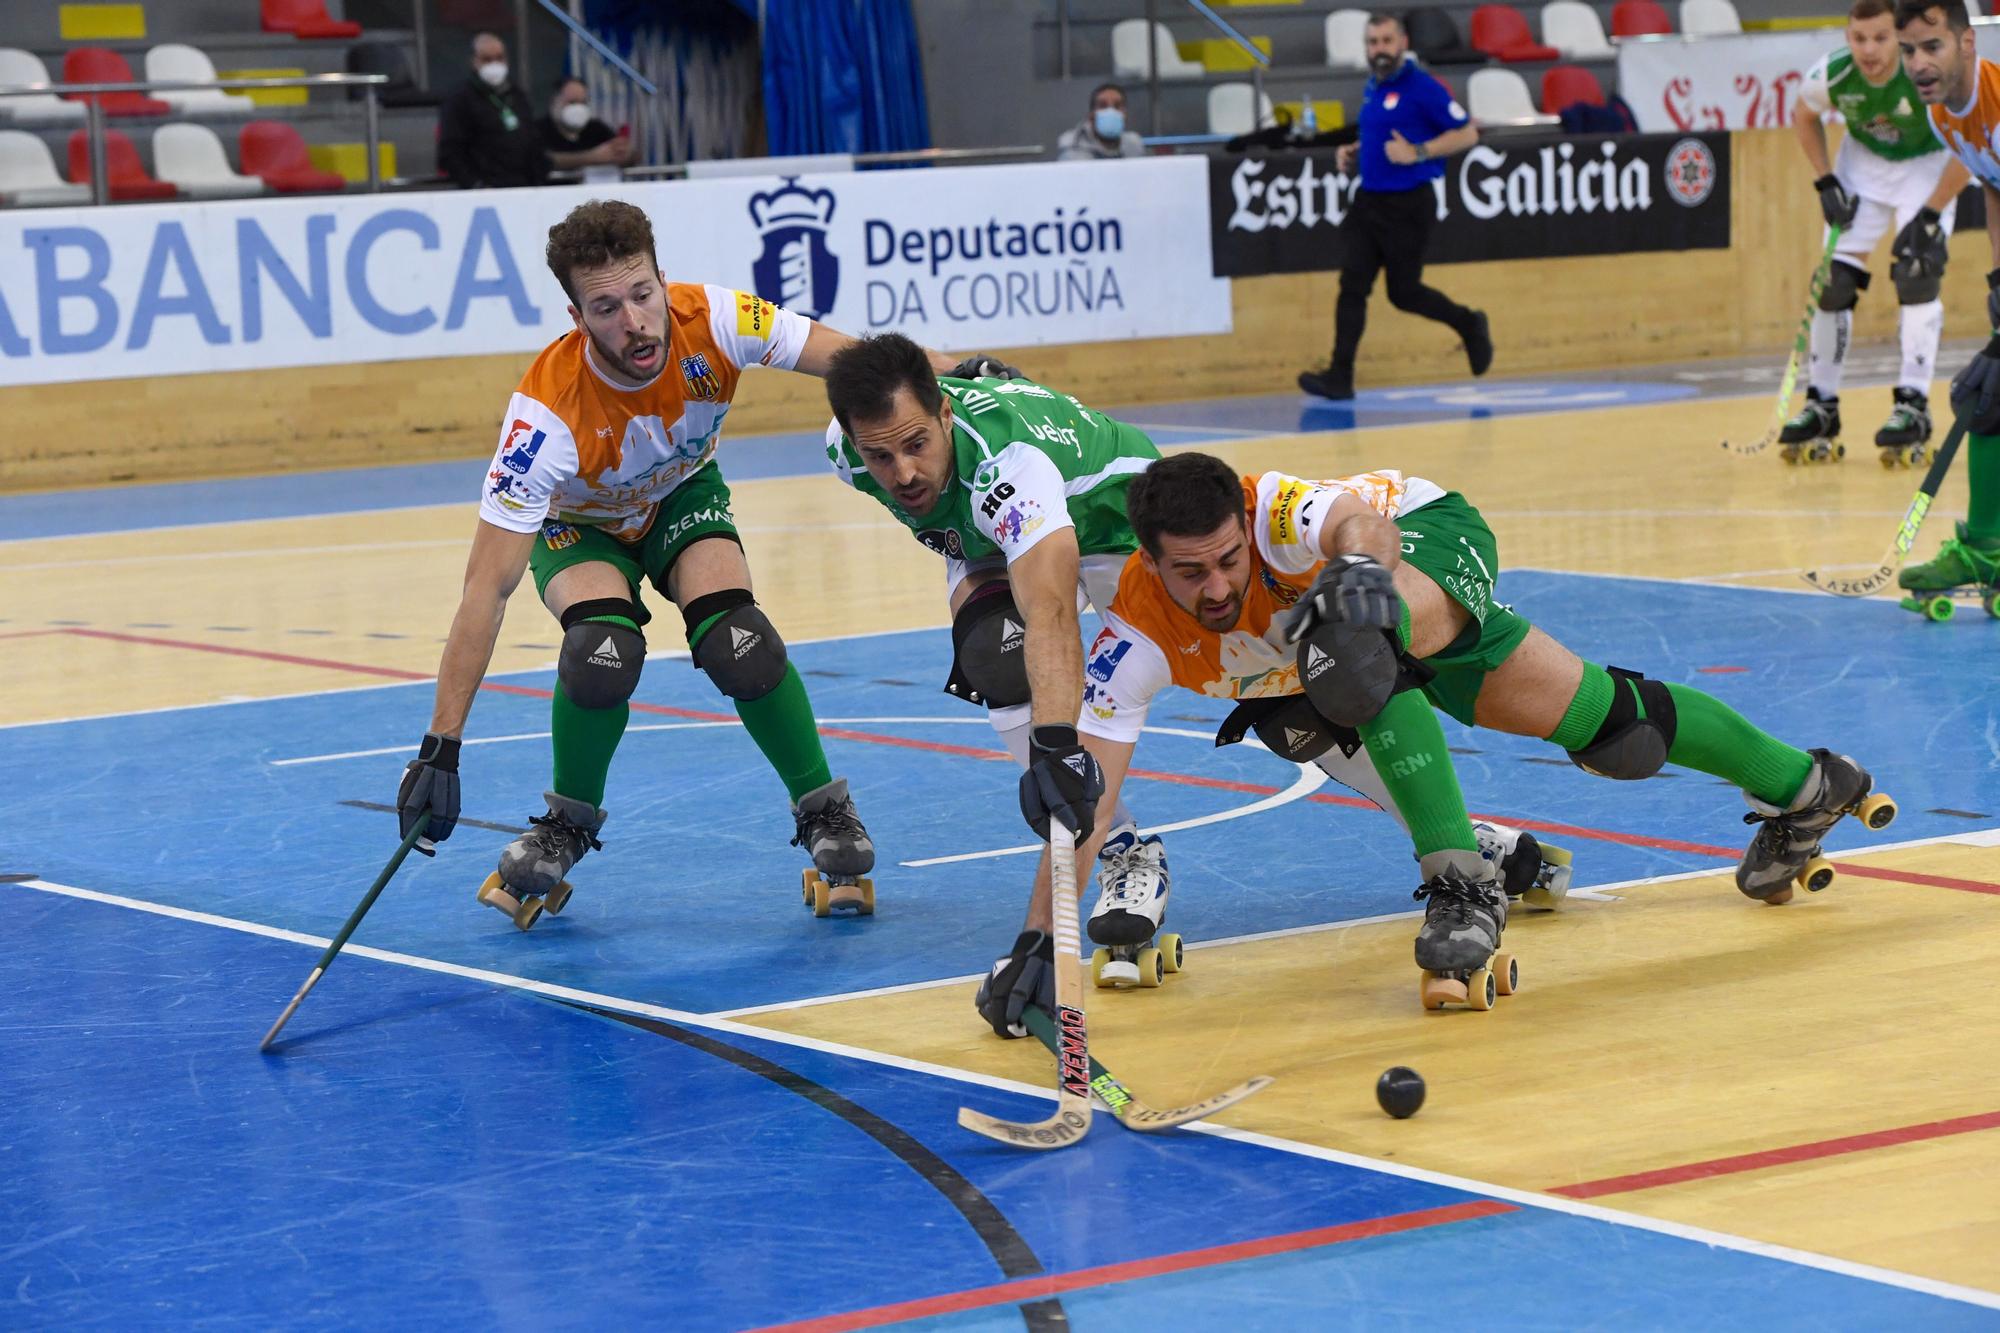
[0, 156, 1230, 388]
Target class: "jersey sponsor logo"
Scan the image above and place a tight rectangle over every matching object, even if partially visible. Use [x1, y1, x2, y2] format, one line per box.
[1384, 92, 1400, 109]
[500, 418, 547, 474]
[735, 293, 777, 339]
[995, 500, 1045, 546]
[488, 469, 526, 509]
[588, 636, 624, 669]
[1665, 138, 1716, 208]
[1087, 635, 1132, 683]
[680, 352, 721, 400]
[1268, 478, 1307, 544]
[541, 521, 580, 550]
[916, 528, 965, 558]
[980, 481, 1016, 518]
[748, 179, 840, 319]
[729, 625, 762, 659]
[974, 460, 1004, 491]
[1025, 419, 1082, 455]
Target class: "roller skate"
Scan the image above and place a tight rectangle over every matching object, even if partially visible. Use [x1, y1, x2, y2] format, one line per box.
[478, 791, 604, 931]
[1736, 749, 1897, 905]
[1874, 387, 1932, 469]
[793, 777, 876, 916]
[1414, 849, 1517, 1012]
[1088, 825, 1183, 989]
[1896, 523, 2000, 622]
[1778, 389, 1844, 465]
[1473, 820, 1574, 910]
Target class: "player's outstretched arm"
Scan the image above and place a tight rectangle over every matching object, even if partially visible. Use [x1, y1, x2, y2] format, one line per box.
[429, 520, 536, 738]
[1019, 733, 1137, 934]
[1010, 527, 1087, 730]
[1318, 492, 1403, 567]
[1792, 97, 1833, 179]
[792, 320, 961, 378]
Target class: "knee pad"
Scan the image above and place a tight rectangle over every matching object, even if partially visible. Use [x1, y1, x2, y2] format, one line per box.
[1818, 261, 1868, 313]
[1298, 621, 1411, 728]
[1567, 666, 1677, 781]
[1890, 260, 1942, 305]
[1214, 692, 1363, 764]
[944, 580, 1029, 708]
[558, 598, 646, 709]
[685, 589, 788, 701]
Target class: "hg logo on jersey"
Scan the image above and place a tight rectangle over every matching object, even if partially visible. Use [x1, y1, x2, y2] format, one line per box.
[680, 353, 721, 401]
[500, 419, 546, 474]
[749, 178, 840, 320]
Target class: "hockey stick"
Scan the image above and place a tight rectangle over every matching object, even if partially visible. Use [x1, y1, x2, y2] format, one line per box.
[1802, 406, 1968, 597]
[1021, 1005, 1274, 1131]
[259, 817, 429, 1052]
[1722, 224, 1843, 458]
[957, 822, 1093, 1149]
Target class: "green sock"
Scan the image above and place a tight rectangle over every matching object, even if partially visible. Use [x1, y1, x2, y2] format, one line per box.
[1546, 663, 1812, 807]
[1358, 689, 1477, 858]
[550, 680, 631, 810]
[691, 610, 832, 803]
[1966, 433, 2000, 545]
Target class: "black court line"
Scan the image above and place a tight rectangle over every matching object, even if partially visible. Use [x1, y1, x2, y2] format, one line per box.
[0, 873, 39, 883]
[338, 800, 530, 836]
[567, 1000, 1070, 1333]
[1929, 808, 1992, 820]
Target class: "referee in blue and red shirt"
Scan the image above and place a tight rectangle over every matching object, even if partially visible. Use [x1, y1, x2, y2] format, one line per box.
[1300, 13, 1491, 400]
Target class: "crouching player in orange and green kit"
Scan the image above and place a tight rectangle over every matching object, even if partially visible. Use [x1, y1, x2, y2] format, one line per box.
[1896, 0, 2000, 615]
[1061, 454, 1898, 1009]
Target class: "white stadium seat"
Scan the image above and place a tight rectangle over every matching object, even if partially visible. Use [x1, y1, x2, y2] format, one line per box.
[1679, 0, 1742, 35]
[1207, 82, 1275, 135]
[0, 129, 92, 205]
[1541, 1, 1615, 58]
[145, 44, 256, 114]
[1325, 9, 1371, 70]
[1111, 19, 1205, 80]
[153, 123, 264, 198]
[1468, 68, 1540, 122]
[0, 48, 86, 124]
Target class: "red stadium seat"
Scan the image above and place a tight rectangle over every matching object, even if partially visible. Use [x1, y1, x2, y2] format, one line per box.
[1540, 64, 1607, 113]
[261, 0, 364, 39]
[61, 48, 172, 116]
[239, 120, 347, 191]
[1470, 5, 1561, 62]
[67, 129, 178, 200]
[1611, 0, 1674, 34]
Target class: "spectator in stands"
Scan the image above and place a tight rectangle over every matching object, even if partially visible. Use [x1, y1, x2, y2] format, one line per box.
[438, 32, 547, 189]
[1056, 83, 1145, 160]
[1298, 14, 1490, 400]
[539, 76, 636, 176]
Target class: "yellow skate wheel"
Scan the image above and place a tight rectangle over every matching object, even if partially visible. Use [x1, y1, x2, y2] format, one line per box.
[1419, 970, 1463, 1011]
[1857, 793, 1897, 831]
[512, 897, 544, 931]
[477, 873, 523, 918]
[1136, 947, 1164, 988]
[542, 880, 573, 916]
[854, 877, 875, 916]
[1493, 952, 1519, 997]
[1158, 933, 1184, 974]
[1762, 885, 1795, 907]
[1468, 968, 1497, 1011]
[805, 872, 833, 918]
[1780, 444, 1802, 465]
[1799, 857, 1836, 894]
[1091, 947, 1113, 989]
[800, 868, 816, 910]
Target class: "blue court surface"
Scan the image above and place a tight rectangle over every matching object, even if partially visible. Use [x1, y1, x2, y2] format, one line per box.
[5, 568, 1998, 1327]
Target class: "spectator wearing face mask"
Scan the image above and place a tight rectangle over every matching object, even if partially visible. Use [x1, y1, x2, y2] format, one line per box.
[1056, 83, 1144, 161]
[539, 76, 636, 175]
[438, 32, 547, 189]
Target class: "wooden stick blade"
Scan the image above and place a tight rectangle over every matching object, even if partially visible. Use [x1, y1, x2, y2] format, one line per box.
[258, 967, 323, 1052]
[1801, 557, 1899, 598]
[1113, 1075, 1276, 1132]
[956, 1096, 1092, 1150]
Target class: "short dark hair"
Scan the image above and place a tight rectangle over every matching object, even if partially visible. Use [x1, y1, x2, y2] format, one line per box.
[553, 75, 586, 94]
[1894, 0, 1968, 29]
[1090, 81, 1126, 106]
[1126, 453, 1245, 556]
[825, 333, 943, 435]
[545, 199, 657, 303]
[1366, 11, 1404, 31]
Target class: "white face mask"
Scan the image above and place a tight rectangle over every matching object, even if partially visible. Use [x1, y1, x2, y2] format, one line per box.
[1093, 107, 1125, 139]
[477, 61, 508, 87]
[558, 102, 591, 130]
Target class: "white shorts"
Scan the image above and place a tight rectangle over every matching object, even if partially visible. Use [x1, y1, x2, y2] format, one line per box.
[1830, 142, 1957, 267]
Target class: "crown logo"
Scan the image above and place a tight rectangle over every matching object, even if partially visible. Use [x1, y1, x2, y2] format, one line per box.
[749, 177, 836, 231]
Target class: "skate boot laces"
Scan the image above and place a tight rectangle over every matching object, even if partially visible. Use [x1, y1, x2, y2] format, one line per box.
[1413, 871, 1502, 926]
[1101, 837, 1165, 911]
[790, 795, 864, 850]
[526, 809, 603, 857]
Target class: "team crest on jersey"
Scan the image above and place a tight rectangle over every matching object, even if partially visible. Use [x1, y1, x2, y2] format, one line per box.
[500, 418, 546, 474]
[541, 521, 580, 551]
[915, 528, 965, 558]
[1384, 92, 1400, 109]
[680, 353, 721, 400]
[1260, 567, 1302, 607]
[749, 178, 839, 320]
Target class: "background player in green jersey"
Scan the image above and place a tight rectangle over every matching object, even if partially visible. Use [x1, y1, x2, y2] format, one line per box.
[1786, 0, 1970, 462]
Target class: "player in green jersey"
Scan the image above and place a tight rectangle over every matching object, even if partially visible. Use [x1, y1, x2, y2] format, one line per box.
[1784, 0, 1970, 463]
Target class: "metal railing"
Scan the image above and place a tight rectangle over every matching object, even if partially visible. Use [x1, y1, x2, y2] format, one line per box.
[0, 74, 389, 205]
[617, 144, 1047, 180]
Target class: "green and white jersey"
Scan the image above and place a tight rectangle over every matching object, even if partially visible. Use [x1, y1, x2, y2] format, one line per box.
[825, 375, 1160, 567]
[1798, 47, 1941, 163]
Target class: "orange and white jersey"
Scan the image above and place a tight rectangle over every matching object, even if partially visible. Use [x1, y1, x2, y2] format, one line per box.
[1927, 55, 2000, 188]
[1079, 469, 1444, 742]
[478, 284, 810, 540]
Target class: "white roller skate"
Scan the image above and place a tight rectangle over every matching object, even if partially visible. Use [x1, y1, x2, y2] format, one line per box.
[1736, 749, 1896, 905]
[1088, 824, 1183, 990]
[1414, 849, 1517, 1012]
[1473, 820, 1574, 910]
[478, 790, 604, 931]
[793, 777, 877, 917]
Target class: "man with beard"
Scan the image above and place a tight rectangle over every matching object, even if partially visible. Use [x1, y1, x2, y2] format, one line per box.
[394, 200, 962, 930]
[1298, 13, 1490, 401]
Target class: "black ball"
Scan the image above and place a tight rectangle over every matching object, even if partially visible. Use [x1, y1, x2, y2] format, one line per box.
[1376, 1066, 1425, 1119]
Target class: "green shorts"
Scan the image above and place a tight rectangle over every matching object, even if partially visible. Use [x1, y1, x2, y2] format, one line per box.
[1396, 491, 1534, 726]
[527, 463, 740, 627]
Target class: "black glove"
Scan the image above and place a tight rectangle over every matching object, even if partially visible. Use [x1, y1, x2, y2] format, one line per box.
[396, 732, 461, 854]
[1891, 206, 1948, 276]
[1814, 173, 1858, 229]
[1987, 265, 2000, 333]
[1284, 554, 1402, 644]
[1952, 341, 2000, 436]
[974, 930, 1055, 1038]
[1018, 725, 1104, 842]
[949, 354, 1023, 381]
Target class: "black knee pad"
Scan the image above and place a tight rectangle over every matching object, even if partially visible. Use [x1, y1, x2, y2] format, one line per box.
[1819, 261, 1868, 313]
[685, 588, 788, 701]
[944, 580, 1029, 708]
[1214, 692, 1362, 764]
[558, 598, 646, 709]
[1890, 260, 1942, 305]
[1567, 665, 1677, 781]
[1297, 621, 1403, 728]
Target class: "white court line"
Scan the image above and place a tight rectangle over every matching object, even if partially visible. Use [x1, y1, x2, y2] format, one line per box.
[14, 872, 1999, 1313]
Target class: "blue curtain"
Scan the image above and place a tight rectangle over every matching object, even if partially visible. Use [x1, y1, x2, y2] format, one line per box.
[763, 0, 930, 156]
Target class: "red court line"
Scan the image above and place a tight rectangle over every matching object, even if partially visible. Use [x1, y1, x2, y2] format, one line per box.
[1826, 862, 2000, 896]
[1550, 1110, 2000, 1200]
[0, 629, 66, 641]
[749, 1199, 1513, 1333]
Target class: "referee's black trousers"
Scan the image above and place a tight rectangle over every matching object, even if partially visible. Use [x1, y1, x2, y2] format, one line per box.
[1332, 183, 1476, 372]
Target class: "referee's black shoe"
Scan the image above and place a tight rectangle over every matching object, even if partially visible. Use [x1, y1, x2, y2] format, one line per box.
[1463, 310, 1493, 377]
[1298, 365, 1354, 400]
